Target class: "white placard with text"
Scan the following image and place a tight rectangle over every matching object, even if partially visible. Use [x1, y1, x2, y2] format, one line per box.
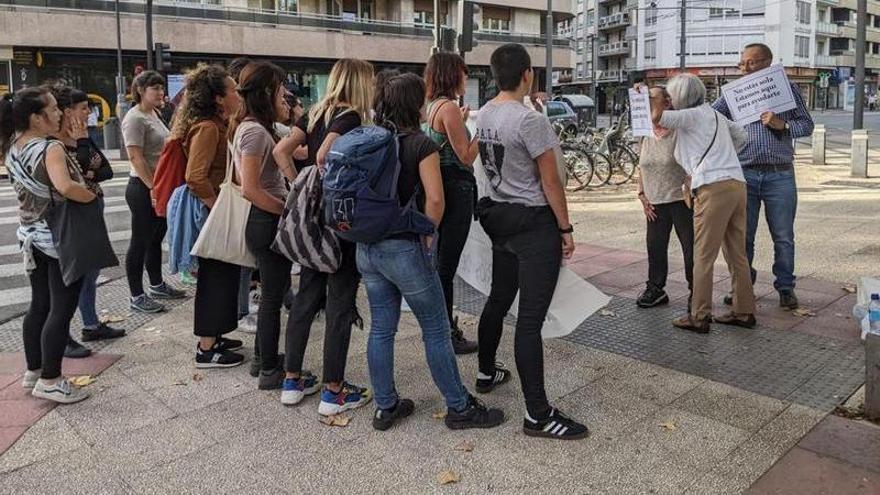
[628, 88, 654, 137]
[721, 64, 796, 124]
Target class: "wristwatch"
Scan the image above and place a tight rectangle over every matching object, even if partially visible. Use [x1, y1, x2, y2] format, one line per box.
[783, 121, 790, 131]
[559, 225, 574, 234]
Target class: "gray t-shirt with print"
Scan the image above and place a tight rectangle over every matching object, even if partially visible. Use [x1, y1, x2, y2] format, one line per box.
[475, 101, 558, 207]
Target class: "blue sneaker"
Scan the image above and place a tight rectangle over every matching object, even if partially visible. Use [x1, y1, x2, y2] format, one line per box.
[317, 382, 372, 416]
[280, 372, 320, 406]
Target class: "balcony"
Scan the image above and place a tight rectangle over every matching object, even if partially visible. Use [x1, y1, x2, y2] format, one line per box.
[815, 21, 841, 36]
[830, 49, 856, 57]
[599, 0, 626, 4]
[815, 54, 837, 67]
[598, 40, 631, 57]
[816, 0, 838, 4]
[624, 25, 638, 40]
[598, 12, 631, 31]
[598, 69, 629, 82]
[625, 0, 638, 9]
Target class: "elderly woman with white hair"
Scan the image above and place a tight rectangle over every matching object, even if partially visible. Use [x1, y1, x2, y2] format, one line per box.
[650, 73, 756, 334]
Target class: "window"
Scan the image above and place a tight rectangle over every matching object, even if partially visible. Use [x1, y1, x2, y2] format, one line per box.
[277, 0, 296, 11]
[795, 1, 811, 24]
[742, 0, 764, 17]
[413, 0, 447, 25]
[576, 63, 585, 79]
[481, 6, 512, 33]
[645, 6, 657, 26]
[795, 35, 810, 58]
[723, 35, 741, 55]
[547, 102, 567, 117]
[644, 39, 656, 59]
[709, 7, 726, 18]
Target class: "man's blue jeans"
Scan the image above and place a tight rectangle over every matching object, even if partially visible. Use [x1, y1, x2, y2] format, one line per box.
[743, 167, 797, 293]
[357, 238, 469, 412]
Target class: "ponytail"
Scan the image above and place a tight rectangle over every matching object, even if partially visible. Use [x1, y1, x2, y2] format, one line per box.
[0, 87, 52, 157]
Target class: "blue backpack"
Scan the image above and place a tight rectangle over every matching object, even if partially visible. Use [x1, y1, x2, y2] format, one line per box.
[322, 125, 435, 244]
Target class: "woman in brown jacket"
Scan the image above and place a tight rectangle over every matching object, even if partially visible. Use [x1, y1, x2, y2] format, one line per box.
[172, 64, 244, 368]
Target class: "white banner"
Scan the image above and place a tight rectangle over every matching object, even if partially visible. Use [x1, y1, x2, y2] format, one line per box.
[628, 88, 654, 137]
[721, 64, 797, 124]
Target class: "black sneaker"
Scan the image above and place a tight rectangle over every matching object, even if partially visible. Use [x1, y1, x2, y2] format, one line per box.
[523, 408, 590, 441]
[636, 287, 669, 308]
[216, 336, 243, 352]
[81, 323, 126, 342]
[476, 363, 512, 394]
[372, 398, 415, 431]
[64, 338, 92, 359]
[451, 317, 478, 355]
[445, 395, 505, 430]
[146, 282, 187, 300]
[258, 366, 285, 390]
[250, 353, 283, 378]
[779, 290, 799, 310]
[195, 343, 244, 369]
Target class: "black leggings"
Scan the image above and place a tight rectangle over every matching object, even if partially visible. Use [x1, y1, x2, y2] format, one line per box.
[436, 175, 475, 326]
[125, 177, 166, 297]
[477, 201, 561, 419]
[193, 257, 241, 338]
[23, 249, 84, 379]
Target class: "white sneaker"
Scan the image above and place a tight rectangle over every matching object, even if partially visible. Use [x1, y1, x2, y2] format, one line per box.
[238, 314, 258, 334]
[22, 369, 40, 388]
[32, 378, 90, 404]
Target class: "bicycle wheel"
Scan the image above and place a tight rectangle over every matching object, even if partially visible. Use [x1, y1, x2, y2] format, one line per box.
[563, 149, 593, 192]
[587, 150, 612, 187]
[608, 145, 638, 185]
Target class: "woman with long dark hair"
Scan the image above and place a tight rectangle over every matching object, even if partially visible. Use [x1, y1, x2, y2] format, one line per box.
[359, 73, 504, 431]
[170, 64, 245, 368]
[122, 70, 186, 314]
[50, 85, 124, 358]
[232, 62, 293, 389]
[423, 52, 480, 355]
[1, 87, 96, 403]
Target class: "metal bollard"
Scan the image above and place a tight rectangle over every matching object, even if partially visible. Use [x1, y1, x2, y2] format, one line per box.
[851, 129, 869, 178]
[867, 332, 880, 421]
[812, 124, 826, 165]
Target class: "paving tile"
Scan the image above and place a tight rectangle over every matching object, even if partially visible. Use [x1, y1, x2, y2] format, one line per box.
[0, 447, 131, 495]
[688, 436, 791, 495]
[148, 367, 253, 415]
[0, 374, 18, 390]
[671, 381, 790, 433]
[0, 398, 54, 427]
[60, 353, 123, 376]
[797, 415, 880, 474]
[0, 426, 28, 457]
[790, 312, 863, 343]
[0, 353, 24, 374]
[589, 359, 705, 407]
[0, 410, 87, 474]
[749, 404, 827, 456]
[796, 277, 855, 297]
[0, 382, 29, 401]
[56, 390, 177, 445]
[747, 447, 880, 495]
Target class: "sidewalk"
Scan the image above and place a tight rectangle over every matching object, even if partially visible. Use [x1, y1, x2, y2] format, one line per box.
[0, 242, 875, 494]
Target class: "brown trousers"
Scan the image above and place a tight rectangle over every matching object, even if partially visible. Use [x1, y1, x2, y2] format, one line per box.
[691, 179, 756, 320]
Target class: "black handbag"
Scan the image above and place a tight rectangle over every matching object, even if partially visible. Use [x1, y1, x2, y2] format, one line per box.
[44, 150, 119, 287]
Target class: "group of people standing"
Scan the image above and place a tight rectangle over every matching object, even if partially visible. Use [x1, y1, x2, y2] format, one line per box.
[635, 43, 813, 334]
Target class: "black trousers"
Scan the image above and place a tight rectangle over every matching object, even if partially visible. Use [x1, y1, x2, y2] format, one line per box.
[23, 249, 84, 379]
[125, 177, 166, 297]
[285, 240, 359, 384]
[646, 200, 694, 292]
[193, 257, 241, 338]
[436, 174, 475, 327]
[245, 207, 291, 372]
[477, 201, 560, 419]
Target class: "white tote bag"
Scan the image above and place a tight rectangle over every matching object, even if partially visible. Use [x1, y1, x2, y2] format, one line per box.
[190, 136, 256, 268]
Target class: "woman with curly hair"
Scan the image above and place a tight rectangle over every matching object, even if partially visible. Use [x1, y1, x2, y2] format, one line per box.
[172, 64, 246, 368]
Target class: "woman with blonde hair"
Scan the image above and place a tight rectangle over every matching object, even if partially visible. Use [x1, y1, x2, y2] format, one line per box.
[272, 58, 373, 415]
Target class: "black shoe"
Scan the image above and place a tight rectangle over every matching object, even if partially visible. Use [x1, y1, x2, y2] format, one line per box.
[451, 317, 478, 355]
[636, 287, 669, 308]
[445, 395, 505, 430]
[195, 343, 244, 369]
[723, 293, 734, 306]
[258, 366, 285, 390]
[64, 338, 92, 359]
[250, 353, 284, 378]
[146, 282, 187, 300]
[523, 408, 590, 441]
[779, 291, 799, 310]
[372, 398, 415, 431]
[475, 364, 512, 394]
[216, 336, 243, 352]
[81, 323, 126, 342]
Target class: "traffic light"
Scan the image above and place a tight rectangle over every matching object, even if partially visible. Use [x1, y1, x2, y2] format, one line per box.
[154, 42, 172, 71]
[441, 28, 457, 52]
[458, 1, 480, 53]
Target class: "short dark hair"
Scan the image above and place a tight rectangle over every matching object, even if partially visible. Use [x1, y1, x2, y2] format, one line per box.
[424, 52, 467, 100]
[0, 87, 52, 156]
[373, 68, 400, 110]
[131, 70, 165, 103]
[50, 84, 89, 111]
[744, 43, 773, 60]
[490, 44, 531, 92]
[374, 73, 425, 132]
[228, 57, 253, 83]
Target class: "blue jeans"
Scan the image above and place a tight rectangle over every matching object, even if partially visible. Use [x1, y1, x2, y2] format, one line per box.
[357, 238, 469, 412]
[77, 269, 100, 329]
[743, 167, 797, 293]
[238, 267, 252, 320]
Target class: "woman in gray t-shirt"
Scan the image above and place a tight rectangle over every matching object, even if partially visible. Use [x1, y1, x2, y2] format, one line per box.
[122, 71, 185, 314]
[634, 86, 694, 310]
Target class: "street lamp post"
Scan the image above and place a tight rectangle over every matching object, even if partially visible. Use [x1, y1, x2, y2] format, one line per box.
[854, 0, 867, 130]
[679, 0, 686, 70]
[145, 0, 154, 70]
[546, 0, 554, 95]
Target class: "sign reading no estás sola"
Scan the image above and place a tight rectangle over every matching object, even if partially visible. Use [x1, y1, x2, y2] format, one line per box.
[628, 88, 653, 138]
[721, 64, 796, 125]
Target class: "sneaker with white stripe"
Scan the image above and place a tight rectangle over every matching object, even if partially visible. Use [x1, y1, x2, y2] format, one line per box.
[31, 378, 90, 404]
[195, 343, 245, 369]
[476, 363, 512, 394]
[523, 408, 589, 441]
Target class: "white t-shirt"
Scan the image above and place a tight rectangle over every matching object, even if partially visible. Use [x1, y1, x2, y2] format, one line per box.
[659, 103, 748, 190]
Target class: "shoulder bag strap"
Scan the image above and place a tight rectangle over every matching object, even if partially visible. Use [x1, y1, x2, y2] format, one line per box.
[691, 111, 719, 176]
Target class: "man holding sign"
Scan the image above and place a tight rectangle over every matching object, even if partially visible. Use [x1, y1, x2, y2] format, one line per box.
[713, 43, 814, 310]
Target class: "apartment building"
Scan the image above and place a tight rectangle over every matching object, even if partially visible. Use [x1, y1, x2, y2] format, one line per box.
[0, 0, 573, 111]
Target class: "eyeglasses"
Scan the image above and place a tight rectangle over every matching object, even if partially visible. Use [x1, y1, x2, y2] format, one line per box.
[738, 58, 769, 69]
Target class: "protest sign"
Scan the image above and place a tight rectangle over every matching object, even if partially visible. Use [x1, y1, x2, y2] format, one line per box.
[721, 64, 796, 124]
[628, 88, 653, 137]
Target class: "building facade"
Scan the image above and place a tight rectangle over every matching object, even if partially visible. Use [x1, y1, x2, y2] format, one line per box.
[0, 0, 574, 114]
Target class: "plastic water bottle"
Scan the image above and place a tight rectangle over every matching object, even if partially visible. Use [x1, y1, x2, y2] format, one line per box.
[869, 294, 880, 337]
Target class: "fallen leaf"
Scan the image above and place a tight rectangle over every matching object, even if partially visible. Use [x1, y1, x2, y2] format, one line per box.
[143, 327, 159, 333]
[437, 470, 461, 485]
[658, 420, 677, 431]
[454, 441, 475, 452]
[172, 379, 187, 386]
[791, 308, 816, 317]
[432, 410, 447, 420]
[319, 415, 350, 427]
[842, 284, 857, 294]
[99, 314, 126, 323]
[599, 309, 616, 317]
[69, 375, 97, 387]
[192, 373, 204, 382]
